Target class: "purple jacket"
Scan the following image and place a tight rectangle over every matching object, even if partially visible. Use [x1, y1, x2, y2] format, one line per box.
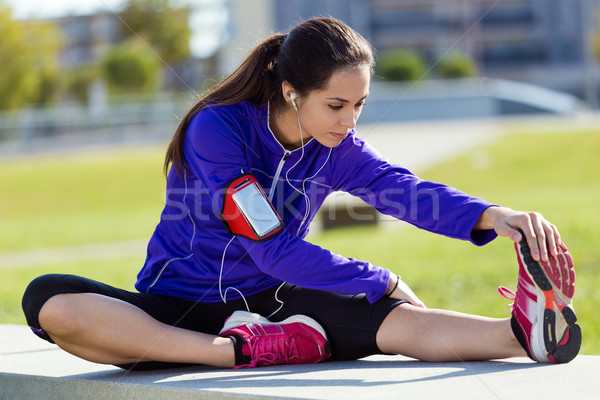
[136, 101, 497, 303]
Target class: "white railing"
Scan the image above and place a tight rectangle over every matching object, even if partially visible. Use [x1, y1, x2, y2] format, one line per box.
[0, 79, 583, 156]
[0, 94, 193, 156]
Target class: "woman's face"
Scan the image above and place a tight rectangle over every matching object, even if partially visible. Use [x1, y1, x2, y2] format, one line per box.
[296, 65, 370, 148]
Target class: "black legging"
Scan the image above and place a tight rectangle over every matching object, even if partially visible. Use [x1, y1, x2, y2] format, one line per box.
[22, 273, 407, 369]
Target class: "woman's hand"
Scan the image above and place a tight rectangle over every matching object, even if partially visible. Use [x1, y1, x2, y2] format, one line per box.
[476, 206, 563, 263]
[386, 274, 426, 308]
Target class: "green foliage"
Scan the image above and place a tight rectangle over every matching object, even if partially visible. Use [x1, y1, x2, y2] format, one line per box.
[101, 40, 162, 93]
[0, 7, 36, 109]
[436, 51, 478, 79]
[119, 0, 192, 65]
[376, 49, 427, 81]
[0, 6, 63, 109]
[31, 67, 62, 106]
[23, 19, 64, 106]
[66, 65, 100, 104]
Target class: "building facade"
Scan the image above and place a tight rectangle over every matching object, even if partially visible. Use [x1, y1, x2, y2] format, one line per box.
[52, 11, 121, 68]
[224, 0, 599, 102]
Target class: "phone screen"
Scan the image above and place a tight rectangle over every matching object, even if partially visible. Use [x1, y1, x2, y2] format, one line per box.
[231, 182, 281, 238]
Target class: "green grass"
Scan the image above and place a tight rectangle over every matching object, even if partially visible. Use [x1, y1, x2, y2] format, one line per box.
[1, 128, 599, 355]
[0, 146, 165, 251]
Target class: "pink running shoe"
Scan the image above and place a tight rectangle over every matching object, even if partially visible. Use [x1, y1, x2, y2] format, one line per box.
[499, 236, 581, 363]
[219, 310, 331, 368]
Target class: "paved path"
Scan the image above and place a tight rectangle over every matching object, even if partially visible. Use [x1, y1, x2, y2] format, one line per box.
[1, 325, 598, 400]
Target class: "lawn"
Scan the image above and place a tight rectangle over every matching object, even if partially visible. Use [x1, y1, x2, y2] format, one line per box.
[0, 147, 165, 252]
[1, 126, 598, 355]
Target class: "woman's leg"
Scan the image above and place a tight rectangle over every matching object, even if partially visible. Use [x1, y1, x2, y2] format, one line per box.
[376, 304, 525, 362]
[25, 275, 330, 369]
[39, 292, 236, 367]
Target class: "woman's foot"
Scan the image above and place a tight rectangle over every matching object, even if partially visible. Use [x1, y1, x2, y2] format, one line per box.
[499, 237, 580, 363]
[219, 311, 331, 368]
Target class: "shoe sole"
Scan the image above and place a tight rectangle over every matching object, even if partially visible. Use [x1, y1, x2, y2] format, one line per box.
[516, 240, 581, 363]
[219, 310, 329, 340]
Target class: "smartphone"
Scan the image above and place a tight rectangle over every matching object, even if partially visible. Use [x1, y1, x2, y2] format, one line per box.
[231, 178, 282, 238]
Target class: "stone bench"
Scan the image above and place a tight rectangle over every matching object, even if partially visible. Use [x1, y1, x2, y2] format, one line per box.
[1, 324, 597, 400]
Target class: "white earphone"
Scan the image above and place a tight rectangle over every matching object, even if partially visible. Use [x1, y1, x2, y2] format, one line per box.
[290, 92, 298, 111]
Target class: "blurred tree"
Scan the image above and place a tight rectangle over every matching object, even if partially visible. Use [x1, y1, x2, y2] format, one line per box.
[436, 51, 478, 79]
[593, 26, 600, 62]
[0, 6, 36, 110]
[0, 4, 63, 109]
[376, 49, 427, 81]
[101, 40, 161, 93]
[23, 20, 64, 106]
[119, 0, 192, 65]
[66, 65, 101, 104]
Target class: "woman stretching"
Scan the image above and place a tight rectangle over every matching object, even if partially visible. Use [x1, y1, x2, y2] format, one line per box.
[22, 17, 580, 369]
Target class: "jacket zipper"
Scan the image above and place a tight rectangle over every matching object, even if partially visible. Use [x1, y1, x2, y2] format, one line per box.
[268, 150, 291, 200]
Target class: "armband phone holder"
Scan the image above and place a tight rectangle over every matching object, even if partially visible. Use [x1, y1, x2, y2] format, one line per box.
[221, 173, 284, 241]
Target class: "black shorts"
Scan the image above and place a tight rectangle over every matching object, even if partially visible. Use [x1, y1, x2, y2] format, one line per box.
[22, 274, 407, 369]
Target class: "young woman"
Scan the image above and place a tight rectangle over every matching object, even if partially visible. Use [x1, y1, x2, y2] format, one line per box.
[22, 17, 580, 369]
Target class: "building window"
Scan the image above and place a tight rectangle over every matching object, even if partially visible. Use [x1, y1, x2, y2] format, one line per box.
[479, 4, 535, 27]
[482, 41, 547, 65]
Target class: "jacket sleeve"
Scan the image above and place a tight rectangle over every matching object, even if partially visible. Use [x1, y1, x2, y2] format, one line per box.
[182, 108, 390, 303]
[331, 134, 498, 246]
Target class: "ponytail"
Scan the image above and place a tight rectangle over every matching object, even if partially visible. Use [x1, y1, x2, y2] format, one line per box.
[164, 33, 287, 177]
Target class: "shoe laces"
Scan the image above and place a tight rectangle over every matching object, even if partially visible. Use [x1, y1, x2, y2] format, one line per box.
[245, 334, 299, 368]
[498, 286, 516, 307]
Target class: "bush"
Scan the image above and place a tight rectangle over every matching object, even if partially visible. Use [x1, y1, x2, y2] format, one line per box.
[66, 65, 100, 104]
[30, 66, 62, 106]
[101, 40, 161, 93]
[376, 49, 427, 81]
[436, 51, 478, 79]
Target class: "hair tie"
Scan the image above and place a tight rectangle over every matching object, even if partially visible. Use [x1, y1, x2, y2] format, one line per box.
[385, 274, 400, 297]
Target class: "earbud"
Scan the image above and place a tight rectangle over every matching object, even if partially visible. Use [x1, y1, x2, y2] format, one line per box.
[290, 92, 298, 111]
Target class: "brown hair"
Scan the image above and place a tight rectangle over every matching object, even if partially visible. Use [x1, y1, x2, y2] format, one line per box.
[164, 17, 375, 176]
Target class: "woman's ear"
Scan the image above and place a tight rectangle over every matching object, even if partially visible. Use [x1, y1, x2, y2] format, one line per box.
[281, 81, 296, 103]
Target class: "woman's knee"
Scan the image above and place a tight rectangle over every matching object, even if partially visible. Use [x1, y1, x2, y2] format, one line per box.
[22, 274, 65, 323]
[22, 274, 83, 341]
[38, 293, 85, 336]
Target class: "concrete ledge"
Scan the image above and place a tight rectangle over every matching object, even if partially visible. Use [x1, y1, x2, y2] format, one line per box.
[1, 324, 599, 399]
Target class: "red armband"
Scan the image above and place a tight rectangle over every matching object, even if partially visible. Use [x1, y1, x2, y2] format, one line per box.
[220, 173, 284, 241]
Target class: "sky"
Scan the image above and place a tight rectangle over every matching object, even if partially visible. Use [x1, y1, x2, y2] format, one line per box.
[7, 0, 127, 19]
[5, 0, 229, 58]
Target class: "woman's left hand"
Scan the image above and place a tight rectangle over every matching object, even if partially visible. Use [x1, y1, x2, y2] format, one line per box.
[476, 206, 563, 263]
[387, 274, 427, 308]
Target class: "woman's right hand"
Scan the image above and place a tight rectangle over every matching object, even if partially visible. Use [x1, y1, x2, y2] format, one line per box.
[387, 274, 426, 308]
